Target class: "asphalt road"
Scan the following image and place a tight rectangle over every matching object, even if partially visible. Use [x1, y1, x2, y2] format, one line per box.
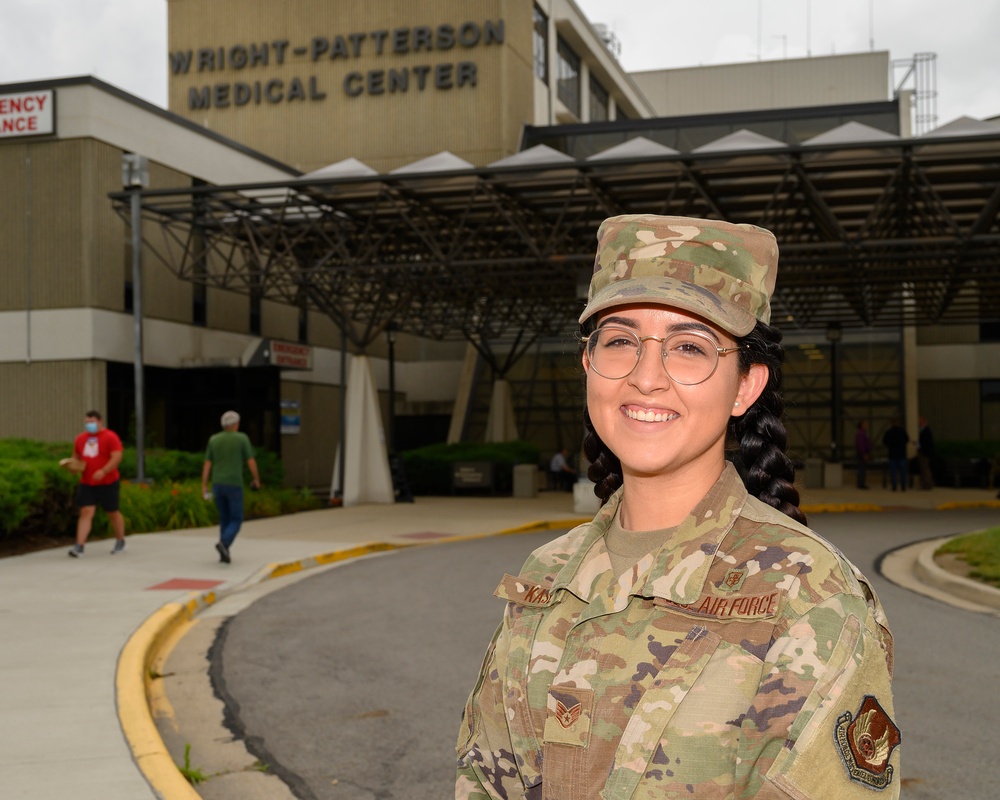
[210, 509, 1000, 800]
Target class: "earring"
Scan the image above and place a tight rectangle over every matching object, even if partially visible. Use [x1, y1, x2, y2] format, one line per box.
[733, 401, 741, 408]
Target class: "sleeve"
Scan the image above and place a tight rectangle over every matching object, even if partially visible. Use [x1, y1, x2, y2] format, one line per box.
[242, 434, 254, 460]
[735, 594, 900, 799]
[456, 620, 527, 800]
[108, 430, 124, 452]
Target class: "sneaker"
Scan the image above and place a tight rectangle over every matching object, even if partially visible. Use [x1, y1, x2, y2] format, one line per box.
[110, 539, 126, 555]
[215, 541, 231, 564]
[68, 544, 84, 558]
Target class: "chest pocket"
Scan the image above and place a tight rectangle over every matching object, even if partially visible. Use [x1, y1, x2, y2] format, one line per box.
[541, 625, 722, 800]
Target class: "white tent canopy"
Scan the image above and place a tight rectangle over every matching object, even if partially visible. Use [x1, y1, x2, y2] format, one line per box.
[330, 354, 394, 506]
[298, 157, 379, 180]
[484, 379, 519, 442]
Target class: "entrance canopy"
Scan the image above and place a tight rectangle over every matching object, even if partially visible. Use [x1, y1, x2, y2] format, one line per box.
[113, 123, 1000, 349]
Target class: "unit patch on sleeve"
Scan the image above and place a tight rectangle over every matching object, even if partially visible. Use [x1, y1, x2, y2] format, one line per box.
[835, 695, 901, 790]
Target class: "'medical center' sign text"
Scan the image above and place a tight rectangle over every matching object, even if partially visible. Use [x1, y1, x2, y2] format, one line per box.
[170, 19, 504, 110]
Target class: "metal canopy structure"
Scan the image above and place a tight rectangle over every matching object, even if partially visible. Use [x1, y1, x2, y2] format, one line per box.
[112, 126, 1000, 368]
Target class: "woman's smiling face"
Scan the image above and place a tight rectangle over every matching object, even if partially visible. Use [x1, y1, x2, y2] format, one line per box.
[583, 305, 767, 485]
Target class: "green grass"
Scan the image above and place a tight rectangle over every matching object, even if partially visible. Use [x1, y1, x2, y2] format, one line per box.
[937, 527, 1000, 588]
[178, 743, 208, 785]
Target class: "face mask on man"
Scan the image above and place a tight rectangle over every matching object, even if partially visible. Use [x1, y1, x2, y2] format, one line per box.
[85, 421, 99, 434]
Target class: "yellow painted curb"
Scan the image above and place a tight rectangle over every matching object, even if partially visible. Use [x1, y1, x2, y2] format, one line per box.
[115, 517, 585, 799]
[116, 602, 205, 800]
[801, 503, 884, 514]
[935, 500, 1000, 511]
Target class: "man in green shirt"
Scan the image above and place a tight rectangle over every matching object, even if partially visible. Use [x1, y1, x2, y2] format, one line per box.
[201, 410, 261, 563]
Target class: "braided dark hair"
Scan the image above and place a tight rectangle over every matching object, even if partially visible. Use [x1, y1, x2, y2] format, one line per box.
[580, 319, 806, 525]
[728, 322, 806, 525]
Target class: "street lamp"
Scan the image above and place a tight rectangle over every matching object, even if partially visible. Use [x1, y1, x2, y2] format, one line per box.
[122, 154, 149, 483]
[384, 322, 414, 503]
[385, 322, 397, 454]
[826, 321, 842, 462]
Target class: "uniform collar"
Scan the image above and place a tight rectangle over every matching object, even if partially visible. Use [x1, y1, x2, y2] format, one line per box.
[551, 463, 748, 605]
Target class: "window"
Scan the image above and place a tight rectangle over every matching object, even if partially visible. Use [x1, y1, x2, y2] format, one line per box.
[533, 6, 548, 83]
[556, 37, 580, 117]
[589, 76, 609, 122]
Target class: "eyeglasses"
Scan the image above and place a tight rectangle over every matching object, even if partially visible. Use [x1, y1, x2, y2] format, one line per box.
[581, 327, 743, 384]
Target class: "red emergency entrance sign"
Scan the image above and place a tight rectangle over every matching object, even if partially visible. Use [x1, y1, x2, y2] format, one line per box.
[0, 90, 55, 138]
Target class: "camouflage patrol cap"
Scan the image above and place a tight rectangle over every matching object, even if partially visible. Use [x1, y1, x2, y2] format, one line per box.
[580, 214, 779, 335]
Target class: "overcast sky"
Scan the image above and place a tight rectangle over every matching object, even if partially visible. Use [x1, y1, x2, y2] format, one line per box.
[2, 0, 998, 128]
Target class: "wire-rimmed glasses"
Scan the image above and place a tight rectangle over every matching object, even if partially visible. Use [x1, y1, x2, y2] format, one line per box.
[582, 327, 743, 385]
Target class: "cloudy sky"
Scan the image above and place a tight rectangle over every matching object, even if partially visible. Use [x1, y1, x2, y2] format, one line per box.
[2, 0, 998, 127]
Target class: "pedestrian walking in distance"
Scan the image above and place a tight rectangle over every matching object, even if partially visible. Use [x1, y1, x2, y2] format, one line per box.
[457, 215, 900, 799]
[67, 410, 127, 557]
[202, 410, 261, 563]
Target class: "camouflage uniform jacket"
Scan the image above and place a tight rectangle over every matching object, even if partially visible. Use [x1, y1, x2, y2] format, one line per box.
[456, 464, 899, 799]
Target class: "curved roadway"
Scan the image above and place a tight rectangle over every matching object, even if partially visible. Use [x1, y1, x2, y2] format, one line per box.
[211, 509, 1000, 800]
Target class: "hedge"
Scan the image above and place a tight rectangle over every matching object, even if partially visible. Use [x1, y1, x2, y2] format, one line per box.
[117, 446, 285, 486]
[934, 440, 1000, 460]
[0, 439, 316, 542]
[400, 440, 541, 495]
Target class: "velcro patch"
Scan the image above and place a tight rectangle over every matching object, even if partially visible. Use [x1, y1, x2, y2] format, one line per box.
[543, 685, 594, 747]
[494, 573, 554, 606]
[654, 590, 779, 620]
[836, 695, 901, 790]
[719, 567, 748, 592]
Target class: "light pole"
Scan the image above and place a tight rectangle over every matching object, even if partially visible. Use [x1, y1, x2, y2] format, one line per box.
[386, 322, 397, 454]
[826, 321, 842, 462]
[122, 154, 149, 483]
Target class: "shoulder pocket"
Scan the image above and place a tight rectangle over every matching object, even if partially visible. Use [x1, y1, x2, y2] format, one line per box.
[456, 621, 503, 755]
[765, 617, 900, 799]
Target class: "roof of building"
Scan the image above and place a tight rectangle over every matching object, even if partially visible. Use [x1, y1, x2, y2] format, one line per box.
[117, 115, 1000, 350]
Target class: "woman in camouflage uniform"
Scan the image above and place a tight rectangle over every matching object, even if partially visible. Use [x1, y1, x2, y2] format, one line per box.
[457, 215, 899, 800]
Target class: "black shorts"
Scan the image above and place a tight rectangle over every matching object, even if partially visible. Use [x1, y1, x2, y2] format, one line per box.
[76, 481, 121, 513]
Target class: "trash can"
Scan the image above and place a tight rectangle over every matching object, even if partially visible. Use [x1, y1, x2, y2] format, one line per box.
[513, 464, 537, 498]
[823, 461, 843, 489]
[803, 458, 824, 489]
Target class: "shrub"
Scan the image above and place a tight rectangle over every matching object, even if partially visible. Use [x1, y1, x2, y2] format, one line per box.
[119, 448, 204, 483]
[0, 439, 313, 547]
[934, 440, 1000, 460]
[0, 439, 69, 461]
[117, 446, 284, 485]
[0, 458, 79, 538]
[400, 440, 541, 495]
[0, 461, 48, 532]
[252, 448, 285, 486]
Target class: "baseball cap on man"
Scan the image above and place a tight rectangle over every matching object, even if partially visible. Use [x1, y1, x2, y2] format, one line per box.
[579, 214, 779, 336]
[220, 410, 240, 427]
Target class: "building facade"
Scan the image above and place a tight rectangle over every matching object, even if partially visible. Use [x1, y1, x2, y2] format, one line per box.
[1, 2, 997, 493]
[166, 0, 653, 172]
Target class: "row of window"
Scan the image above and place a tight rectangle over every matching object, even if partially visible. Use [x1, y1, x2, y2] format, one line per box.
[533, 5, 610, 122]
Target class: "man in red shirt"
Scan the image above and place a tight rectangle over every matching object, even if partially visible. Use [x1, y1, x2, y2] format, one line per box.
[68, 410, 126, 557]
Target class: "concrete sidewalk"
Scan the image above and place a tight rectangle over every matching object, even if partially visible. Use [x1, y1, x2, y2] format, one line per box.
[1, 483, 997, 799]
